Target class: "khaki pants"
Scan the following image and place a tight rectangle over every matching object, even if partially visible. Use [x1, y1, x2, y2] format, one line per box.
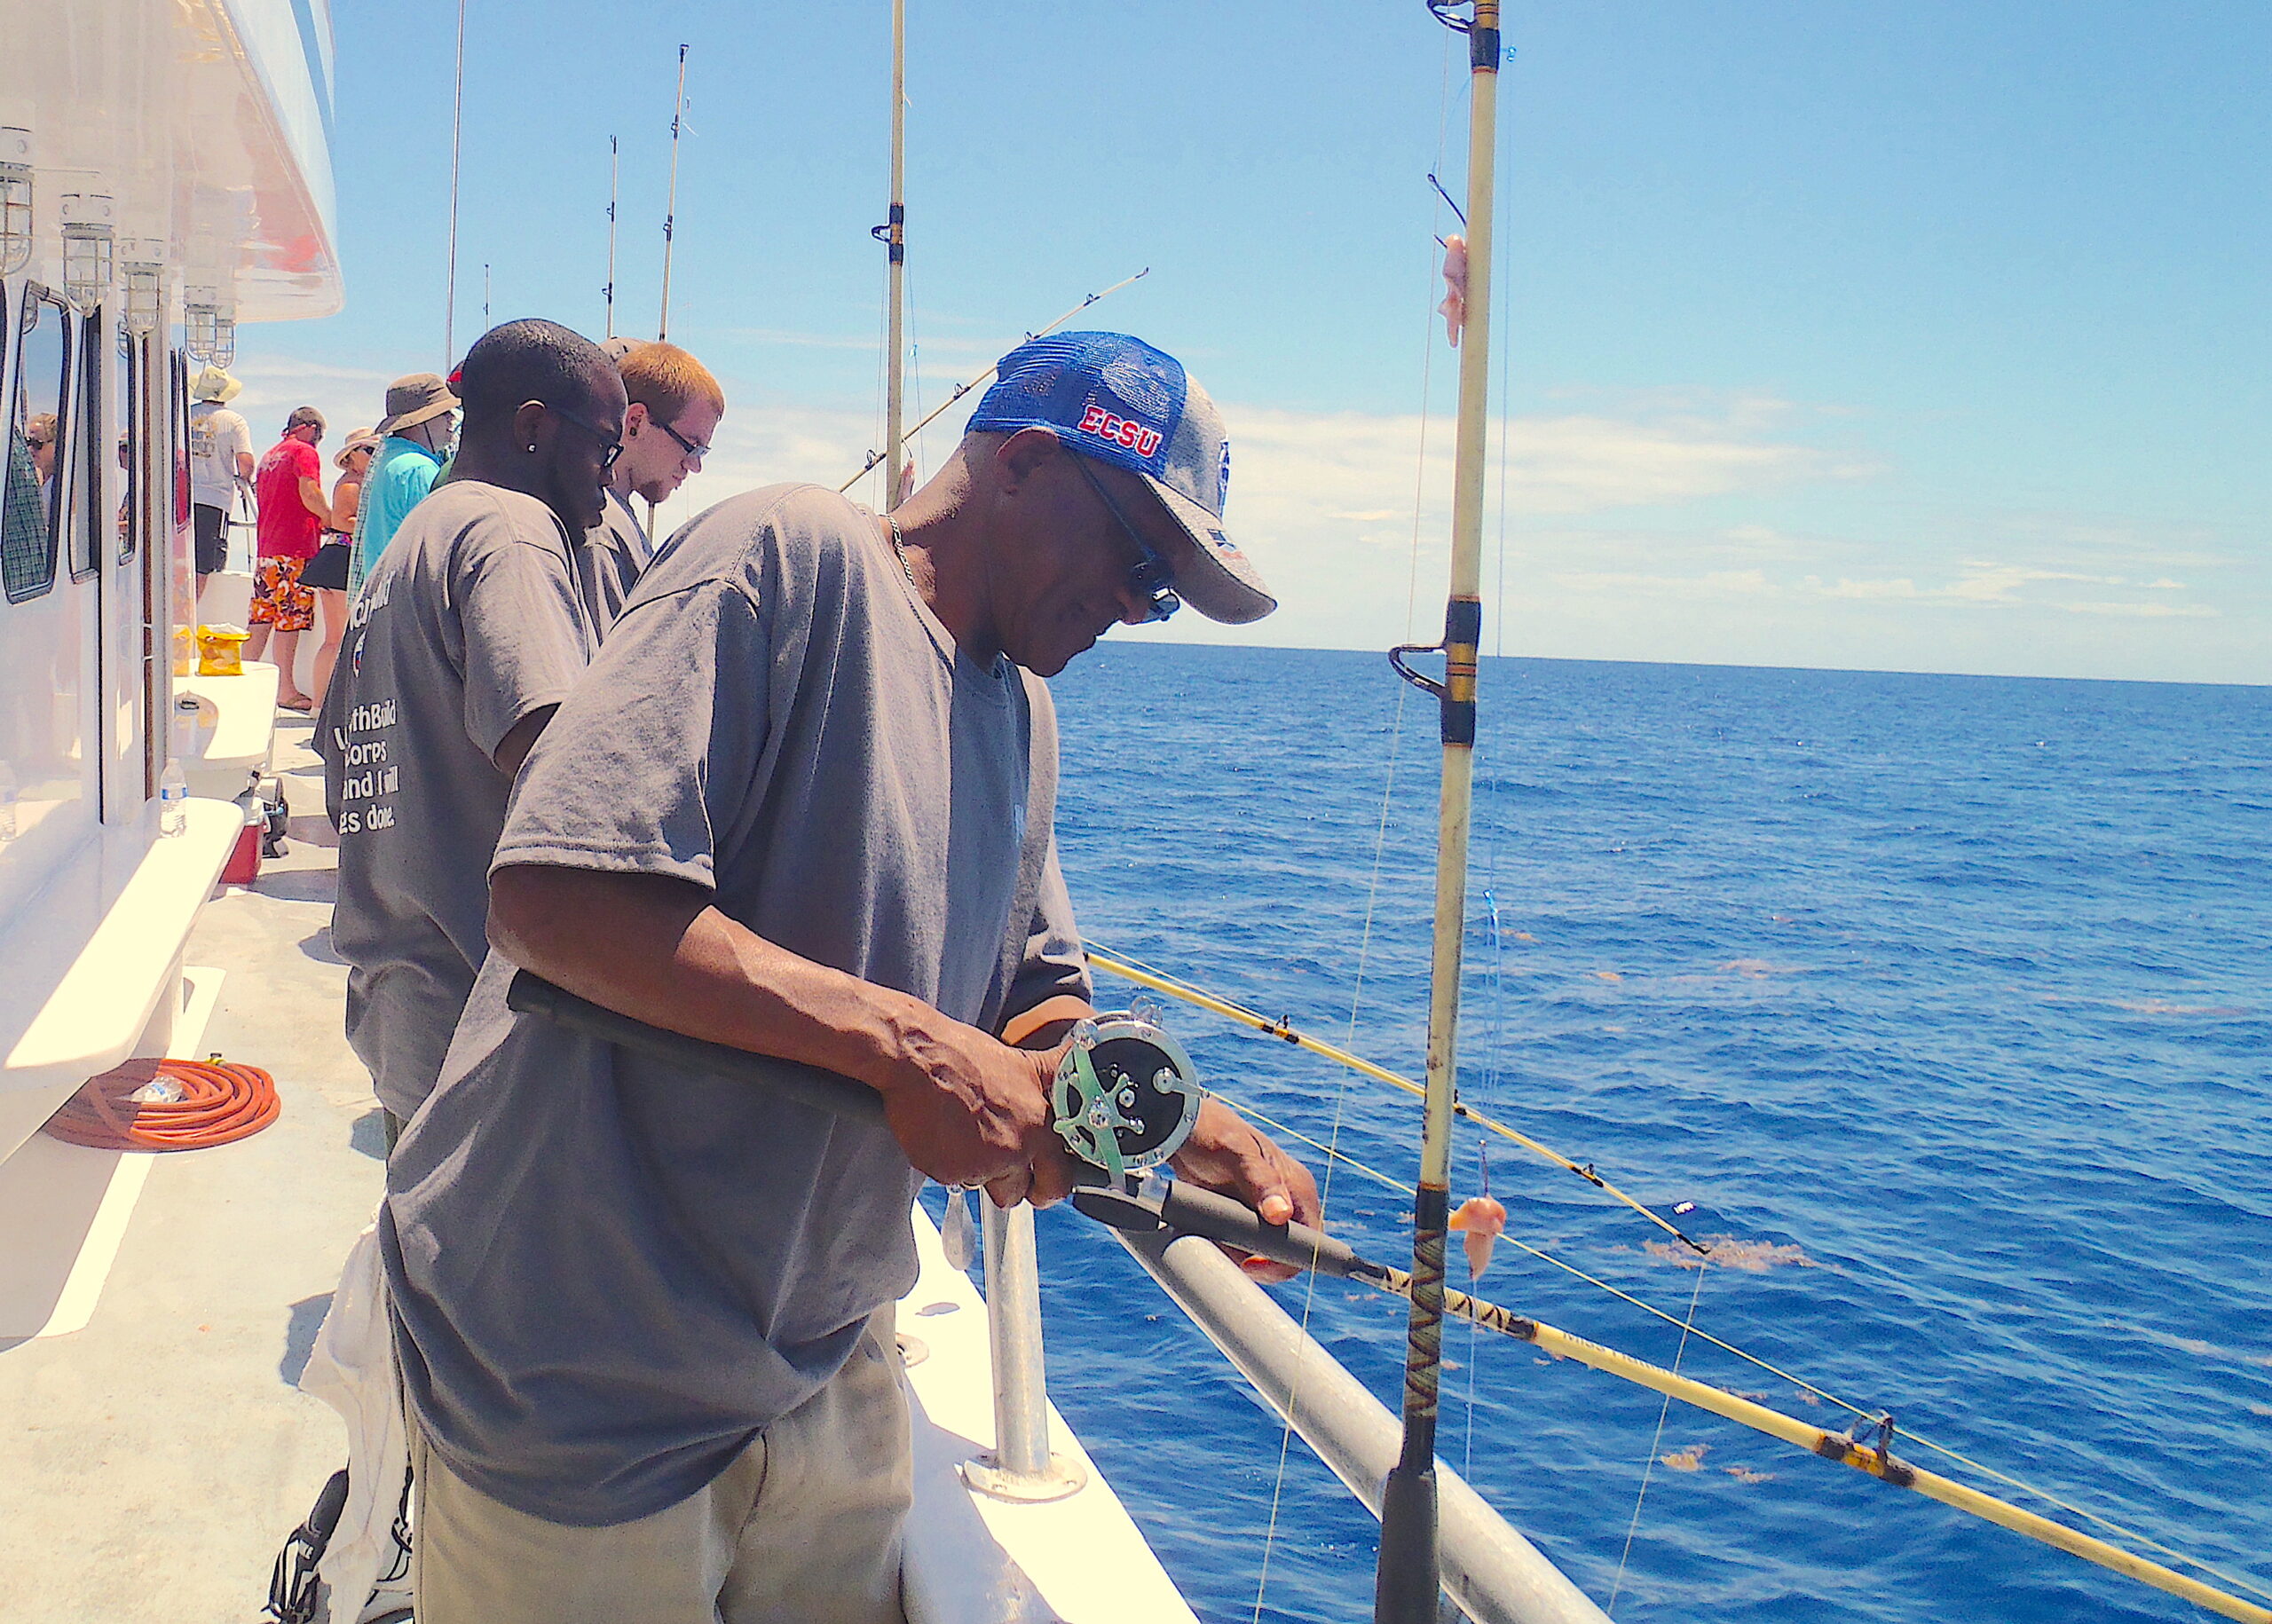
[410, 1314, 911, 1624]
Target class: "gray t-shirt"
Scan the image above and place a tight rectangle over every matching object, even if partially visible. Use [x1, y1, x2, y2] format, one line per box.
[572, 488, 651, 635]
[321, 480, 596, 1121]
[382, 483, 1086, 1525]
[187, 400, 250, 509]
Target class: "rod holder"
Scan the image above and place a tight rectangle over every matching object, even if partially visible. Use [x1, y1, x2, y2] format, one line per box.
[960, 1200, 1087, 1503]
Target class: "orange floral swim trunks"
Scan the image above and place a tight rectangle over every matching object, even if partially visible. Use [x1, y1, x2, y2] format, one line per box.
[248, 556, 315, 633]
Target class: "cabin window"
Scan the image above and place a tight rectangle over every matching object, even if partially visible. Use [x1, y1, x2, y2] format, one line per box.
[71, 306, 105, 580]
[3, 289, 72, 602]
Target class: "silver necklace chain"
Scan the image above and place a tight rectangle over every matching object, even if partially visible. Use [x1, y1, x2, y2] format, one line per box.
[886, 515, 920, 596]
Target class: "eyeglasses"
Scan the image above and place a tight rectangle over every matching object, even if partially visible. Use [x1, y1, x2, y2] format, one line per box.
[1069, 454, 1179, 623]
[655, 417, 710, 464]
[547, 404, 624, 472]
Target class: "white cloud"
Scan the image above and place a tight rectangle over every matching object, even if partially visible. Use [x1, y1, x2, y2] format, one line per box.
[268, 377, 2252, 682]
[2060, 600, 2218, 619]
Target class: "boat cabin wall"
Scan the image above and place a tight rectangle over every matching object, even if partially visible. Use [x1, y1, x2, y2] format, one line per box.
[1, 264, 194, 924]
[0, 0, 342, 924]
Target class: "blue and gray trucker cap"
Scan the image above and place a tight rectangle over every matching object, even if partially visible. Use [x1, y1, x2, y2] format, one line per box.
[967, 332, 1276, 625]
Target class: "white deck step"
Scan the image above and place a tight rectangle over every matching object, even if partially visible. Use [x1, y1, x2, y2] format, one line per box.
[175, 662, 281, 800]
[0, 799, 238, 1166]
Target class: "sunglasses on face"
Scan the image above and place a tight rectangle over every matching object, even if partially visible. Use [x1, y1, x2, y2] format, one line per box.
[656, 417, 710, 464]
[547, 404, 625, 472]
[1069, 454, 1180, 624]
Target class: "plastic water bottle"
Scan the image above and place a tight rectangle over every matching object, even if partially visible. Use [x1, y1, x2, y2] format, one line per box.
[158, 761, 188, 837]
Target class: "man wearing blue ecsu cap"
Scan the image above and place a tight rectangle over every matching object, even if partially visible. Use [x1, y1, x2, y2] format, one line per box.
[383, 332, 1317, 1620]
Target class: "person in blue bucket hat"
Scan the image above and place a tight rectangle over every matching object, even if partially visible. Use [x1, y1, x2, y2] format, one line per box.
[383, 333, 1314, 1620]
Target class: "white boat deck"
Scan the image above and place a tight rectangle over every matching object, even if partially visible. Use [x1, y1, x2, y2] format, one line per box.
[0, 714, 1195, 1623]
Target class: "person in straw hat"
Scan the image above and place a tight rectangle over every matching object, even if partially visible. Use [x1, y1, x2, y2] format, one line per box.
[348, 372, 458, 597]
[186, 364, 254, 599]
[304, 427, 380, 704]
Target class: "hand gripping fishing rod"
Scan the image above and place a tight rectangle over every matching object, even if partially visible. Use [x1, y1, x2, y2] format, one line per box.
[503, 972, 2272, 1623]
[1377, 3, 1503, 1619]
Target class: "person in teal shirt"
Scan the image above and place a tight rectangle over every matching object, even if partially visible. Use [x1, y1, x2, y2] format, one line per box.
[348, 373, 457, 596]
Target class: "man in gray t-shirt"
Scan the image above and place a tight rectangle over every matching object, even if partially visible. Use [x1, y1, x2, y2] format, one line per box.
[384, 335, 1321, 1623]
[320, 319, 628, 1131]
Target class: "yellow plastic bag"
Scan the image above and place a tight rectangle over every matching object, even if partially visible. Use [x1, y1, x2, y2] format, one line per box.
[196, 625, 249, 677]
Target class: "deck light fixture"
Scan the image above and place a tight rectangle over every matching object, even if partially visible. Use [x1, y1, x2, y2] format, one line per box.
[0, 129, 32, 278]
[185, 288, 219, 362]
[59, 192, 116, 314]
[208, 311, 236, 367]
[122, 242, 165, 337]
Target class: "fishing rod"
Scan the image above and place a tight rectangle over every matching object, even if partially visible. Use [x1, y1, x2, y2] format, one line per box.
[1377, 4, 1503, 1616]
[604, 134, 618, 340]
[504, 970, 2272, 1624]
[1085, 944, 1710, 1254]
[880, 0, 907, 511]
[837, 267, 1153, 494]
[1070, 1180, 2272, 1624]
[658, 43, 689, 343]
[442, 0, 468, 368]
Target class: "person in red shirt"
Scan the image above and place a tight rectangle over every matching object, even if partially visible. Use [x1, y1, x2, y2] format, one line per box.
[247, 406, 332, 709]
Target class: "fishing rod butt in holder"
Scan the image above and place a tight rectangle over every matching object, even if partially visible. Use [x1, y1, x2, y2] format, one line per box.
[1374, 1462, 1443, 1624]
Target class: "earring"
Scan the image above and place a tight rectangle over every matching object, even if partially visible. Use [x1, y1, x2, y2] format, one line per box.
[527, 444, 538, 453]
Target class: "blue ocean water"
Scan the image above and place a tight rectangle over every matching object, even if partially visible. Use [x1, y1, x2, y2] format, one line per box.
[1012, 645, 2271, 1623]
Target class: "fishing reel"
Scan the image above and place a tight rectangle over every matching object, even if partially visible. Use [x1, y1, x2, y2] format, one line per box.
[1051, 997, 1203, 1187]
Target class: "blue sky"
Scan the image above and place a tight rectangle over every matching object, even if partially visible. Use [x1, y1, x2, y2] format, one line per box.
[244, 1, 2269, 683]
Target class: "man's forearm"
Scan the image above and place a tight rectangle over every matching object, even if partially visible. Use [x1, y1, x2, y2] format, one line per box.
[490, 863, 974, 1100]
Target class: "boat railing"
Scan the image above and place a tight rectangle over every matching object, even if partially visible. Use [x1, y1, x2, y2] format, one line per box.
[1114, 1223, 1610, 1624]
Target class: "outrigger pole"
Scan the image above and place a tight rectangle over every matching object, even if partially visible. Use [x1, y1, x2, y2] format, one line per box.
[1377, 3, 1502, 1620]
[880, 0, 907, 510]
[658, 43, 689, 343]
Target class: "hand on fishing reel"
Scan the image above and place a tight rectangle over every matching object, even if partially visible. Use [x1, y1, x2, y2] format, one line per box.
[1036, 999, 1321, 1280]
[880, 1025, 1061, 1193]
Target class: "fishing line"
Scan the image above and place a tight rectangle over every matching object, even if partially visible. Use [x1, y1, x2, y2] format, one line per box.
[1248, 35, 1463, 1624]
[1606, 1259, 1708, 1615]
[1200, 1079, 2272, 1613]
[1088, 942, 1708, 1253]
[1461, 1139, 1491, 1482]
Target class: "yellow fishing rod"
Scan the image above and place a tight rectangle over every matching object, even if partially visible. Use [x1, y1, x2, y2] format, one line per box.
[1076, 1176, 2272, 1624]
[1086, 942, 1709, 1254]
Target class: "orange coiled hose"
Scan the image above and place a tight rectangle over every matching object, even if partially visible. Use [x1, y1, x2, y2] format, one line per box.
[43, 1055, 280, 1151]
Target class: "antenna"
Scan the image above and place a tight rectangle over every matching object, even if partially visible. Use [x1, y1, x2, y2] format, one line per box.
[482, 262, 490, 327]
[604, 135, 618, 339]
[658, 43, 689, 342]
